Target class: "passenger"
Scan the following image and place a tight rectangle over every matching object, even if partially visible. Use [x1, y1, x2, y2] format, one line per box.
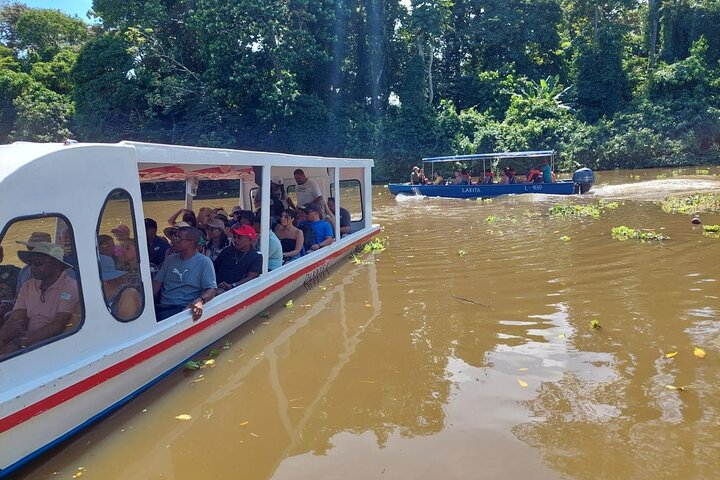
[162, 221, 191, 260]
[214, 225, 262, 292]
[481, 169, 494, 184]
[508, 167, 518, 184]
[203, 218, 230, 262]
[410, 166, 421, 185]
[0, 243, 79, 355]
[250, 212, 283, 271]
[117, 239, 141, 286]
[15, 232, 52, 292]
[541, 158, 554, 183]
[214, 209, 230, 226]
[300, 203, 334, 251]
[462, 169, 472, 184]
[293, 169, 323, 208]
[167, 208, 198, 228]
[59, 229, 77, 268]
[432, 172, 444, 185]
[98, 234, 116, 259]
[271, 176, 296, 211]
[0, 245, 20, 319]
[152, 226, 216, 321]
[111, 224, 131, 243]
[501, 167, 511, 184]
[144, 218, 170, 270]
[526, 166, 543, 183]
[327, 197, 351, 237]
[295, 206, 316, 251]
[274, 209, 304, 262]
[99, 255, 142, 321]
[419, 168, 429, 184]
[452, 170, 469, 185]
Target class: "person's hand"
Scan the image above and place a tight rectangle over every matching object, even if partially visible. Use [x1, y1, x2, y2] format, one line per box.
[311, 244, 319, 251]
[188, 298, 204, 321]
[218, 281, 232, 291]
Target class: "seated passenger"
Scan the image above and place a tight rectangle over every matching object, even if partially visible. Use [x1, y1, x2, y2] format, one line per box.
[250, 211, 282, 271]
[215, 225, 262, 292]
[167, 208, 198, 228]
[300, 203, 334, 251]
[452, 170, 469, 185]
[98, 234, 116, 259]
[99, 255, 142, 321]
[203, 218, 230, 262]
[327, 197, 351, 237]
[418, 168, 428, 184]
[481, 169, 494, 184]
[274, 209, 304, 262]
[145, 218, 170, 271]
[527, 166, 543, 183]
[0, 243, 79, 355]
[432, 172, 444, 185]
[15, 232, 52, 292]
[0, 245, 21, 319]
[152, 227, 216, 321]
[508, 167, 518, 184]
[117, 239, 141, 286]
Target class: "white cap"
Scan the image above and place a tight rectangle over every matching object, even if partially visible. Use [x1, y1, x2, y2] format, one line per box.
[271, 176, 283, 185]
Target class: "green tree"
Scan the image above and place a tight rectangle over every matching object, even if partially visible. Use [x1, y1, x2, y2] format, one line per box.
[10, 81, 74, 141]
[14, 8, 88, 63]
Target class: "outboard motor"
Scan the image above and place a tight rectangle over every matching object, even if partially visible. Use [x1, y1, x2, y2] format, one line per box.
[572, 167, 595, 194]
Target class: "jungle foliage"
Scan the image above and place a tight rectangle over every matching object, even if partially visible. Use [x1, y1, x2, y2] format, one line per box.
[1, 0, 719, 180]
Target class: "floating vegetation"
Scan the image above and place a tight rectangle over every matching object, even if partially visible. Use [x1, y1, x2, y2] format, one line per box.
[590, 319, 601, 329]
[660, 193, 720, 214]
[350, 253, 363, 265]
[703, 225, 720, 238]
[656, 173, 667, 180]
[611, 225, 668, 242]
[549, 200, 619, 218]
[485, 215, 496, 224]
[363, 236, 387, 253]
[457, 249, 467, 257]
[560, 235, 571, 242]
[696, 169, 710, 175]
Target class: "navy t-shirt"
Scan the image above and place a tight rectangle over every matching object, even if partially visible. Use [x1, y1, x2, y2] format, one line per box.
[148, 236, 171, 266]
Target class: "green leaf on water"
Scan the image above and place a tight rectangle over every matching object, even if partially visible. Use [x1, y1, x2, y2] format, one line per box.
[590, 319, 601, 329]
[208, 348, 220, 357]
[560, 235, 571, 242]
[285, 300, 294, 308]
[457, 250, 467, 257]
[259, 311, 270, 318]
[184, 360, 200, 370]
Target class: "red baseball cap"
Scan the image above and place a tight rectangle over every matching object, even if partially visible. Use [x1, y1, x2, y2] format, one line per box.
[229, 224, 256, 240]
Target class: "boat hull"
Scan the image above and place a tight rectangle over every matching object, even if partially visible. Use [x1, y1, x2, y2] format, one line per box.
[387, 181, 582, 198]
[0, 227, 380, 477]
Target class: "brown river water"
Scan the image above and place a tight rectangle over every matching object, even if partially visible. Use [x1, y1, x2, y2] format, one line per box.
[13, 167, 720, 480]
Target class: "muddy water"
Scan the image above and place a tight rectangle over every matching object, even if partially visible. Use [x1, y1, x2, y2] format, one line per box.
[14, 168, 720, 480]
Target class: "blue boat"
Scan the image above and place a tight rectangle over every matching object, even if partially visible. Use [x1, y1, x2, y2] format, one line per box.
[387, 150, 594, 199]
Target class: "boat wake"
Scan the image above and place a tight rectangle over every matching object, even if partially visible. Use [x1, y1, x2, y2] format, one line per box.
[591, 178, 720, 201]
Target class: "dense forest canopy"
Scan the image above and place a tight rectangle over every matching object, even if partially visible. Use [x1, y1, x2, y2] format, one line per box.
[1, 0, 719, 180]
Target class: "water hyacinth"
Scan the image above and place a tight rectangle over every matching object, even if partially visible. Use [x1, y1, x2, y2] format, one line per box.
[660, 193, 720, 215]
[611, 225, 668, 242]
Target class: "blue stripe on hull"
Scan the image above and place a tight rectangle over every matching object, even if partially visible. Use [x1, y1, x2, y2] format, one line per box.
[387, 182, 579, 198]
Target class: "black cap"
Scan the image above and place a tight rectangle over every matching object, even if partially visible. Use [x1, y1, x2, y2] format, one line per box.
[145, 218, 158, 230]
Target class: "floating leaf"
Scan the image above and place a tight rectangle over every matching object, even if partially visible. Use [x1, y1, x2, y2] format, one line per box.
[457, 250, 467, 257]
[518, 379, 528, 388]
[560, 235, 571, 242]
[208, 348, 220, 357]
[285, 300, 294, 308]
[665, 351, 678, 359]
[184, 360, 200, 370]
[239, 420, 249, 426]
[590, 319, 601, 329]
[259, 311, 270, 318]
[175, 414, 192, 421]
[203, 359, 216, 367]
[665, 385, 685, 391]
[694, 347, 706, 358]
[222, 341, 232, 349]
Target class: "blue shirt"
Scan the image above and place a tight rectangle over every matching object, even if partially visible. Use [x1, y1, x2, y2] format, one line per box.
[155, 252, 216, 307]
[542, 164, 553, 183]
[268, 231, 283, 270]
[305, 220, 333, 248]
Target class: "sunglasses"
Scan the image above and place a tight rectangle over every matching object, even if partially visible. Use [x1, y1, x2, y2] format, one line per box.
[29, 258, 53, 267]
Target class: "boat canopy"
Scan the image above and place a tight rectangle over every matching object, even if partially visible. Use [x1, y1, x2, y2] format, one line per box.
[422, 150, 555, 163]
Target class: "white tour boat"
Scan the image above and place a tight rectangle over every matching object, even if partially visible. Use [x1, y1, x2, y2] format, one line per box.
[0, 141, 380, 476]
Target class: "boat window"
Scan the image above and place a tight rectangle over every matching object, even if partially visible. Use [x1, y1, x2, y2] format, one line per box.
[331, 180, 364, 223]
[96, 189, 144, 322]
[0, 215, 84, 361]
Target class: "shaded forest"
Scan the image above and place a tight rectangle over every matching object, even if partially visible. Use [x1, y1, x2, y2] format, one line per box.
[1, 0, 719, 180]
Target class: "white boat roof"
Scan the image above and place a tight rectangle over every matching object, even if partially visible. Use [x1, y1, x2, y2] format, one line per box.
[0, 141, 375, 183]
[422, 150, 555, 163]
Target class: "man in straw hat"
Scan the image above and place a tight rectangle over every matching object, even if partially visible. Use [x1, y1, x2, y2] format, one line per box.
[14, 231, 52, 293]
[0, 242, 79, 355]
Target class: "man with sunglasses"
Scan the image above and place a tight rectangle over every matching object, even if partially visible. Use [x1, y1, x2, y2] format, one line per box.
[153, 226, 216, 321]
[0, 242, 78, 355]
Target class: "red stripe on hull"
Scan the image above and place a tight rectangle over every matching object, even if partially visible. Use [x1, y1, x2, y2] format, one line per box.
[0, 229, 378, 434]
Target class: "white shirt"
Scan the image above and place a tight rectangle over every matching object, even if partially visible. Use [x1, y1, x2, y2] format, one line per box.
[295, 178, 322, 207]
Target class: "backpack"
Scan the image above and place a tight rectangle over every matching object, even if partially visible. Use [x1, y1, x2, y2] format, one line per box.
[299, 222, 316, 250]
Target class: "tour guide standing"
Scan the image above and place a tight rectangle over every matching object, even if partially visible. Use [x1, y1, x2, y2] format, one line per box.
[153, 226, 216, 321]
[293, 168, 323, 207]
